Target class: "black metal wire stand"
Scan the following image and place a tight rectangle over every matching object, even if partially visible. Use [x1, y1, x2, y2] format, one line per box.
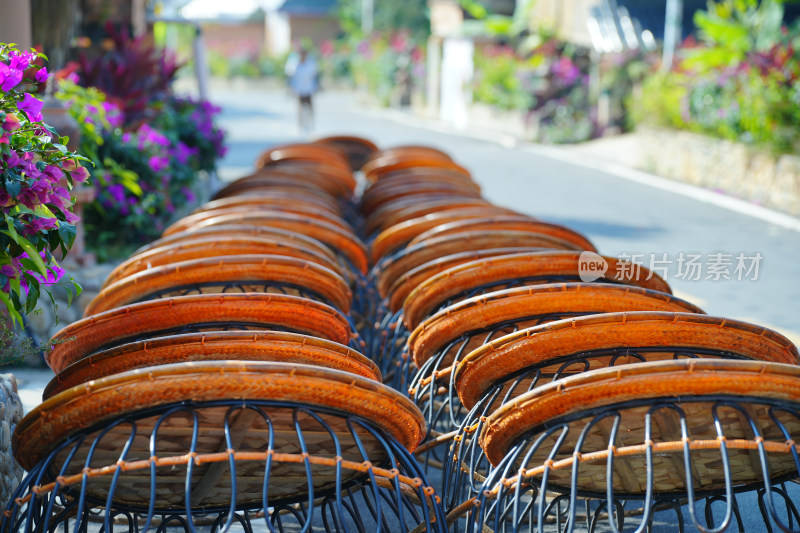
[2, 400, 448, 533]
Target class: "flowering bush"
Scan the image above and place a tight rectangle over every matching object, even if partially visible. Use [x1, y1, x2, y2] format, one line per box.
[634, 0, 800, 153]
[349, 32, 425, 106]
[56, 77, 226, 260]
[0, 44, 88, 323]
[472, 40, 597, 143]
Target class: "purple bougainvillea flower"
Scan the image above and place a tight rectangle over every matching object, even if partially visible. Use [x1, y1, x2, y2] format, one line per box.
[43, 164, 64, 182]
[107, 184, 126, 205]
[17, 189, 39, 209]
[174, 141, 198, 165]
[148, 155, 170, 173]
[34, 67, 50, 84]
[0, 190, 12, 208]
[17, 93, 43, 122]
[62, 159, 89, 183]
[0, 62, 23, 92]
[22, 216, 57, 236]
[8, 51, 32, 72]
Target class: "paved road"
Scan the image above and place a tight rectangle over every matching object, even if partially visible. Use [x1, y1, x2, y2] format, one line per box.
[215, 82, 800, 343]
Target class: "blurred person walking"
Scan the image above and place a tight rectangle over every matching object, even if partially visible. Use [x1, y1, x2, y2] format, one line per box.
[285, 47, 319, 133]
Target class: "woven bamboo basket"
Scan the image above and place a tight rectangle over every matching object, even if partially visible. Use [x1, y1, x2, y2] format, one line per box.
[377, 232, 582, 301]
[360, 181, 483, 218]
[402, 251, 673, 330]
[407, 216, 598, 253]
[84, 254, 353, 316]
[193, 192, 342, 217]
[211, 174, 344, 202]
[366, 145, 452, 163]
[455, 311, 800, 412]
[313, 135, 379, 170]
[46, 293, 352, 373]
[13, 362, 426, 509]
[256, 142, 352, 172]
[168, 205, 353, 234]
[480, 359, 800, 496]
[104, 235, 346, 289]
[44, 330, 381, 398]
[159, 212, 369, 274]
[409, 284, 705, 373]
[133, 224, 338, 261]
[365, 197, 494, 236]
[387, 247, 546, 314]
[369, 207, 527, 263]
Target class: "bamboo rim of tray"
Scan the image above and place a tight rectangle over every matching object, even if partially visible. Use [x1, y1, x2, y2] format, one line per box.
[409, 284, 705, 370]
[256, 143, 352, 173]
[369, 207, 524, 263]
[160, 213, 369, 274]
[360, 183, 483, 217]
[363, 158, 468, 183]
[387, 247, 548, 314]
[104, 236, 347, 289]
[456, 311, 800, 410]
[168, 205, 352, 235]
[378, 232, 582, 300]
[44, 330, 380, 399]
[403, 251, 672, 329]
[46, 293, 351, 374]
[212, 177, 342, 202]
[134, 225, 338, 261]
[408, 216, 597, 253]
[195, 191, 342, 214]
[14, 361, 427, 471]
[84, 254, 353, 316]
[366, 197, 494, 235]
[480, 358, 800, 465]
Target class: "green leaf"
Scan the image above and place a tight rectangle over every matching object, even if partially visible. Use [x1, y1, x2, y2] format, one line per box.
[16, 237, 47, 276]
[0, 291, 22, 326]
[57, 222, 76, 249]
[5, 178, 21, 199]
[23, 274, 39, 314]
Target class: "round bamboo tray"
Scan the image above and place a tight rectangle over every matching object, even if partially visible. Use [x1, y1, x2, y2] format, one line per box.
[456, 311, 800, 411]
[215, 164, 355, 200]
[256, 143, 352, 173]
[386, 247, 547, 314]
[368, 167, 478, 188]
[211, 175, 343, 202]
[84, 254, 353, 316]
[46, 293, 352, 374]
[159, 212, 369, 274]
[366, 146, 452, 164]
[44, 330, 381, 398]
[313, 135, 379, 170]
[402, 251, 673, 329]
[134, 224, 338, 262]
[360, 181, 483, 217]
[363, 158, 471, 183]
[169, 205, 352, 234]
[369, 207, 526, 263]
[365, 197, 494, 236]
[409, 284, 705, 371]
[13, 362, 426, 509]
[164, 206, 351, 236]
[377, 231, 582, 300]
[408, 216, 597, 253]
[480, 359, 800, 496]
[194, 191, 342, 215]
[104, 235, 346, 289]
